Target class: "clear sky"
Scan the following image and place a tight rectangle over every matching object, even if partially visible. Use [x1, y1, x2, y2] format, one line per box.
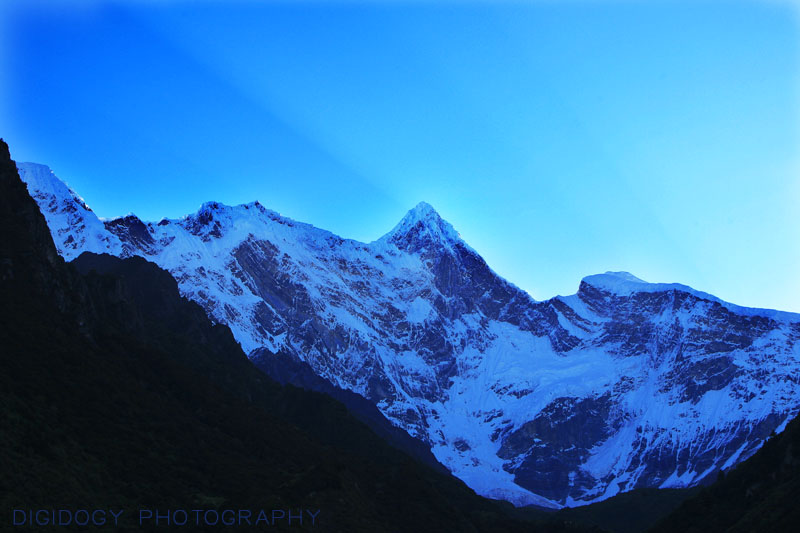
[1, 0, 798, 312]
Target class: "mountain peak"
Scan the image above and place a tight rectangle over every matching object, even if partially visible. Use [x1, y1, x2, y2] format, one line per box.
[581, 271, 647, 289]
[379, 202, 463, 252]
[580, 271, 679, 297]
[579, 271, 800, 322]
[407, 201, 440, 220]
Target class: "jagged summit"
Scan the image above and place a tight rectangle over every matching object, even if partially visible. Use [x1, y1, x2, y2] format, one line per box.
[199, 200, 224, 212]
[188, 199, 281, 223]
[380, 201, 464, 252]
[14, 161, 463, 256]
[407, 200, 440, 220]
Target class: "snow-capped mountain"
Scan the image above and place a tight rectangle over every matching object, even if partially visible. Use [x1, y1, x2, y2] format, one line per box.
[19, 162, 800, 508]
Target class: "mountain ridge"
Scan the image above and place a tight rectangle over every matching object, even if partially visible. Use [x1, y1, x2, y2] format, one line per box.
[18, 161, 799, 320]
[4, 139, 583, 532]
[17, 159, 800, 509]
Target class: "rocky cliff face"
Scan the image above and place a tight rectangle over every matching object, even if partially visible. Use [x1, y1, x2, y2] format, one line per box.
[18, 161, 800, 508]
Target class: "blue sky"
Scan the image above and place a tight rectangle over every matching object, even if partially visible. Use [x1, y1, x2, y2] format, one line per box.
[1, 0, 798, 312]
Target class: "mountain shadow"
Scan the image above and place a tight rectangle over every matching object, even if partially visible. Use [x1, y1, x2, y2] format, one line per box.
[251, 347, 448, 474]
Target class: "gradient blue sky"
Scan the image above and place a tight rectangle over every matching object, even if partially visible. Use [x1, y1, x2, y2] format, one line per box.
[1, 0, 798, 311]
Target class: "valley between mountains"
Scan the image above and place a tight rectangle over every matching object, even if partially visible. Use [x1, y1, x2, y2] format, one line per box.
[18, 161, 800, 508]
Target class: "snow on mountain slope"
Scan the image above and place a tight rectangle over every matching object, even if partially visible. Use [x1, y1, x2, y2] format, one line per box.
[19, 162, 800, 508]
[17, 163, 123, 258]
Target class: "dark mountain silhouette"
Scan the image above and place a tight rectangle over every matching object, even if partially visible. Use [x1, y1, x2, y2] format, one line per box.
[251, 347, 448, 474]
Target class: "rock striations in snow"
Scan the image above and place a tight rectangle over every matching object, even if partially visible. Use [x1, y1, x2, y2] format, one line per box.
[18, 162, 800, 508]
